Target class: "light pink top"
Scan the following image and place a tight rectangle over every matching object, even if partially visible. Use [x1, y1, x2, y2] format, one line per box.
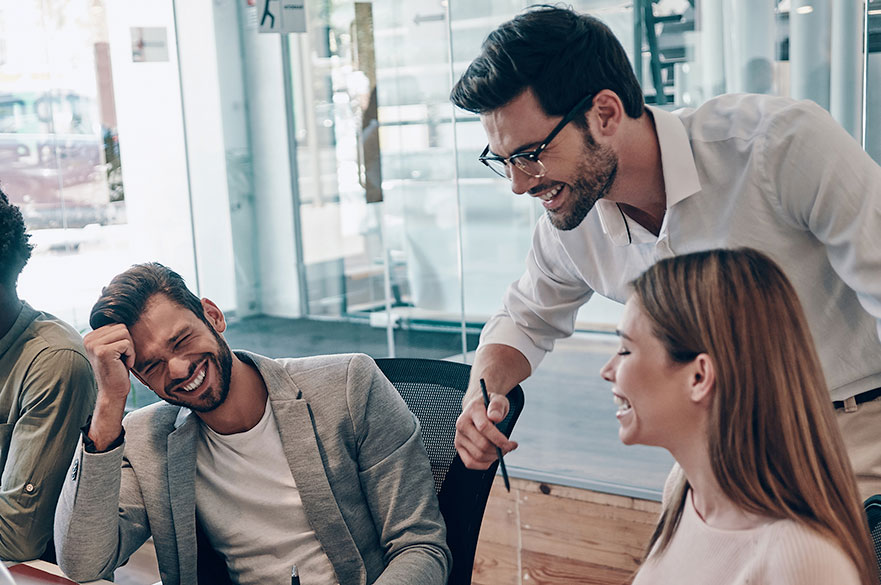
[632, 489, 862, 585]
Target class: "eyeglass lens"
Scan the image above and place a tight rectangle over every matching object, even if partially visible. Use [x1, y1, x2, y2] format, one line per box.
[484, 156, 545, 179]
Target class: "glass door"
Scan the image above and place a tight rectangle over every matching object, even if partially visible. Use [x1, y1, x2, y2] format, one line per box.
[1, 0, 127, 328]
[286, 0, 475, 359]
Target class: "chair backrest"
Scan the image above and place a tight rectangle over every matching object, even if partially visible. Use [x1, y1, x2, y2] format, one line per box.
[864, 495, 881, 580]
[373, 357, 524, 585]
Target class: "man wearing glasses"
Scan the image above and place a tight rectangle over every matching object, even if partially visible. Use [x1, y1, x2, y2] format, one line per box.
[450, 6, 881, 498]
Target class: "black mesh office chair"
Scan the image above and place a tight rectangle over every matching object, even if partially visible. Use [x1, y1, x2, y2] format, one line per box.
[865, 495, 881, 581]
[374, 357, 525, 585]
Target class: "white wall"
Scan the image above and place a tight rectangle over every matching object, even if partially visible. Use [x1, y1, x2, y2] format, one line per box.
[105, 0, 302, 318]
[211, 0, 262, 318]
[173, 0, 237, 310]
[104, 0, 198, 288]
[789, 0, 832, 108]
[103, 0, 239, 311]
[867, 52, 881, 165]
[238, 4, 302, 317]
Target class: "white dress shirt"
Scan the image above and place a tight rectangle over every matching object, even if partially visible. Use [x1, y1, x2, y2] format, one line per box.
[480, 93, 881, 401]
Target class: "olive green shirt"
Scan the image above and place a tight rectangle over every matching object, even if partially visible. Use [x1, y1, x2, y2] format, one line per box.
[0, 302, 96, 560]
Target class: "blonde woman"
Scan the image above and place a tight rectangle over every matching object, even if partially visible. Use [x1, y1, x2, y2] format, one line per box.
[601, 248, 876, 584]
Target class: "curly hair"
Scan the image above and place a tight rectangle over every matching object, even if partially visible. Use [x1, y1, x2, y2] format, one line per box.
[0, 185, 33, 288]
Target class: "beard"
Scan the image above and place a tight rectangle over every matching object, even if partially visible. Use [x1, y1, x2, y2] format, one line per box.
[546, 127, 618, 231]
[160, 327, 233, 413]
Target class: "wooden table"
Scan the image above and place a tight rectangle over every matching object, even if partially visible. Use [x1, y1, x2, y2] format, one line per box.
[6, 560, 113, 584]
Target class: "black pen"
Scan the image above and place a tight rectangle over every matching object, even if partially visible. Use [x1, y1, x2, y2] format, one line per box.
[480, 378, 511, 492]
[291, 564, 300, 585]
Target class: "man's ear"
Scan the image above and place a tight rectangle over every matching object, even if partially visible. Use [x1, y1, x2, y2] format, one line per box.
[201, 298, 227, 334]
[689, 353, 715, 405]
[589, 90, 624, 137]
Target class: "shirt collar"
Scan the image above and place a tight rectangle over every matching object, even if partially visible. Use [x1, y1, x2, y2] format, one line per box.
[596, 105, 702, 246]
[649, 105, 702, 208]
[174, 407, 193, 429]
[0, 301, 36, 361]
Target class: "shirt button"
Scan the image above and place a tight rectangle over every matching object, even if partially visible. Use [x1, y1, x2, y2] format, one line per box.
[25, 483, 35, 493]
[656, 239, 673, 258]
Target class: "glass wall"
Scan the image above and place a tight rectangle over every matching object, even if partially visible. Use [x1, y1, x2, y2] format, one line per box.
[1, 0, 200, 331]
[278, 0, 878, 495]
[5, 0, 877, 497]
[1, 0, 215, 409]
[1, 1, 127, 327]
[285, 0, 881, 336]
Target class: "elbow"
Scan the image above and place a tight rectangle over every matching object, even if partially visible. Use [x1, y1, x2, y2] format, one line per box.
[0, 517, 55, 562]
[383, 543, 452, 585]
[54, 527, 114, 583]
[56, 551, 111, 583]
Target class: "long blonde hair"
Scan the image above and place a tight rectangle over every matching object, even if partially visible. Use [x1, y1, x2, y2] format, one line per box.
[633, 248, 876, 584]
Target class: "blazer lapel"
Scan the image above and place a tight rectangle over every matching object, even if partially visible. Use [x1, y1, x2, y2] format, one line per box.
[272, 398, 365, 585]
[167, 412, 200, 585]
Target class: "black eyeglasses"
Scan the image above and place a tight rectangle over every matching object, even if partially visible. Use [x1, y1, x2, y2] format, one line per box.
[478, 93, 595, 180]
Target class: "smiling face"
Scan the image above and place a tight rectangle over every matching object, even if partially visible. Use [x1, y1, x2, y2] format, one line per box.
[129, 294, 233, 413]
[481, 88, 618, 231]
[599, 296, 700, 448]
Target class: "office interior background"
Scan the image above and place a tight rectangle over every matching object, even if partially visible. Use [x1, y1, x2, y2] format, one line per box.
[2, 0, 879, 502]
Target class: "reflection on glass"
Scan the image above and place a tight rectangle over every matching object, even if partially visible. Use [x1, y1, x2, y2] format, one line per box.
[0, 90, 124, 230]
[0, 1, 127, 329]
[289, 1, 470, 336]
[6, 0, 866, 495]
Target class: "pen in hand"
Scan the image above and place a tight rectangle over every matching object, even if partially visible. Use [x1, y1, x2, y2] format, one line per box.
[480, 378, 511, 492]
[291, 564, 300, 585]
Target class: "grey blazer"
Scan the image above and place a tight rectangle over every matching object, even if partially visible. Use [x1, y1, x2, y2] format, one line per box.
[54, 352, 451, 585]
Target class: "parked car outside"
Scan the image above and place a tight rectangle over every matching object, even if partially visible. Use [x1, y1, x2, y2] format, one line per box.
[0, 90, 124, 229]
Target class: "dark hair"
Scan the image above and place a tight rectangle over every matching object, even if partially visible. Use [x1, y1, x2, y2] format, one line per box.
[0, 185, 34, 288]
[450, 5, 644, 119]
[90, 262, 206, 330]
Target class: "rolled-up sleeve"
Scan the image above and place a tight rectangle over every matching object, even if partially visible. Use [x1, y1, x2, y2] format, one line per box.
[0, 348, 95, 561]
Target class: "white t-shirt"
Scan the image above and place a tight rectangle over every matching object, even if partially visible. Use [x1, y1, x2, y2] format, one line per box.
[632, 489, 861, 585]
[195, 398, 338, 585]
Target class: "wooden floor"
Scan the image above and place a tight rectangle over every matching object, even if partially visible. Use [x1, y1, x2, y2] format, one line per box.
[113, 477, 660, 585]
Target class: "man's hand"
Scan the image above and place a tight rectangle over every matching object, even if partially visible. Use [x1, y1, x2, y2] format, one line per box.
[454, 344, 530, 469]
[454, 390, 518, 470]
[82, 324, 136, 450]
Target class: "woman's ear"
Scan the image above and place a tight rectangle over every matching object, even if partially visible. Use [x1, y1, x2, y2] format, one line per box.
[689, 353, 715, 405]
[201, 298, 227, 334]
[590, 90, 624, 137]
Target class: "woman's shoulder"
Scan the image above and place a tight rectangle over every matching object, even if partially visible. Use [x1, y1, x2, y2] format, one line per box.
[758, 519, 861, 585]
